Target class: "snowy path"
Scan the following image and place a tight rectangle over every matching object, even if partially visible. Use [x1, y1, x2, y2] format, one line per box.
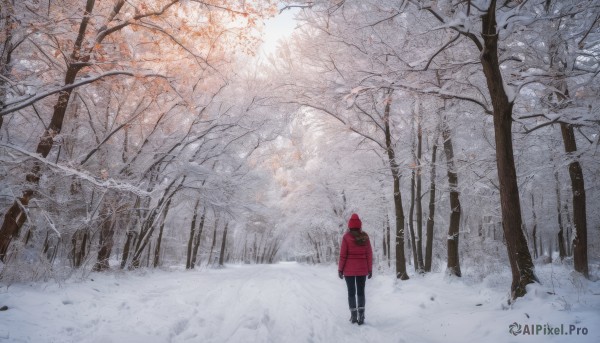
[1, 262, 599, 343]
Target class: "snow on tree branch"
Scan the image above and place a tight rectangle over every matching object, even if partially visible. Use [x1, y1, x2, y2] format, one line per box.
[0, 71, 168, 117]
[0, 143, 154, 197]
[392, 82, 493, 115]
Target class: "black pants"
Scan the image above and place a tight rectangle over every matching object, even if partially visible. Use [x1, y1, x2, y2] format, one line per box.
[345, 275, 366, 310]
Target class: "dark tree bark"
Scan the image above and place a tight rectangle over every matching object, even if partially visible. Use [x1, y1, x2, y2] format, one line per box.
[383, 90, 409, 280]
[0, 0, 16, 131]
[146, 240, 152, 267]
[564, 203, 572, 257]
[70, 229, 89, 268]
[42, 231, 50, 255]
[253, 236, 259, 263]
[120, 231, 136, 269]
[549, 236, 554, 263]
[442, 119, 461, 277]
[153, 197, 172, 268]
[560, 123, 588, 277]
[208, 217, 219, 266]
[218, 223, 228, 266]
[191, 207, 206, 269]
[408, 163, 419, 269]
[424, 135, 438, 272]
[120, 197, 140, 269]
[382, 220, 387, 259]
[531, 194, 538, 259]
[554, 172, 567, 261]
[186, 199, 200, 269]
[93, 203, 116, 271]
[385, 214, 391, 267]
[480, 1, 537, 298]
[381, 213, 392, 267]
[415, 115, 424, 272]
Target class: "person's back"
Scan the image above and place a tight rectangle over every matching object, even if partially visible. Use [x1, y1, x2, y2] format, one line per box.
[338, 213, 373, 325]
[339, 230, 372, 277]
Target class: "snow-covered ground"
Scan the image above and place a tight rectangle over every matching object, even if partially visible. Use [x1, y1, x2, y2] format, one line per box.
[0, 262, 598, 343]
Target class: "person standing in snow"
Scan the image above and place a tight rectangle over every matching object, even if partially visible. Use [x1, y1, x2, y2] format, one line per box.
[338, 213, 373, 325]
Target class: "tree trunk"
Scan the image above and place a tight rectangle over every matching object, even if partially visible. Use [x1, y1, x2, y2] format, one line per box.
[554, 171, 567, 261]
[153, 198, 172, 268]
[383, 90, 408, 280]
[442, 118, 461, 277]
[0, 0, 16, 131]
[560, 123, 588, 277]
[146, 240, 152, 267]
[186, 199, 200, 269]
[191, 207, 206, 269]
[415, 115, 424, 272]
[80, 229, 89, 267]
[564, 203, 572, 257]
[120, 231, 136, 269]
[71, 229, 89, 268]
[0, 0, 97, 261]
[218, 223, 228, 266]
[308, 233, 321, 264]
[386, 214, 391, 267]
[382, 220, 387, 259]
[424, 135, 438, 272]
[531, 194, 538, 259]
[42, 231, 50, 255]
[269, 243, 280, 264]
[253, 236, 259, 263]
[480, 1, 536, 298]
[208, 217, 219, 266]
[93, 201, 117, 271]
[120, 197, 140, 269]
[408, 164, 419, 269]
[549, 236, 554, 263]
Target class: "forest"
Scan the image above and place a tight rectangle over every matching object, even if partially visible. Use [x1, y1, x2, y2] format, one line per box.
[0, 0, 599, 305]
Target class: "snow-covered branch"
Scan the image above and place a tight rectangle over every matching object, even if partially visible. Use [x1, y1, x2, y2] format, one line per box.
[392, 82, 492, 115]
[284, 101, 387, 151]
[280, 2, 314, 14]
[0, 143, 154, 197]
[408, 0, 484, 51]
[0, 71, 167, 117]
[419, 33, 461, 71]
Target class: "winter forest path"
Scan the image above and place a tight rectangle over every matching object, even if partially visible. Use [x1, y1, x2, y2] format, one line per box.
[1, 263, 599, 343]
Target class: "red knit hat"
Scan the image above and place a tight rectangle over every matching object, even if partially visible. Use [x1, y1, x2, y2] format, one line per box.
[348, 213, 362, 230]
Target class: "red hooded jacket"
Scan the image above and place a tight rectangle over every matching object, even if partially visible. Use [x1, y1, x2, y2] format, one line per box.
[338, 229, 373, 276]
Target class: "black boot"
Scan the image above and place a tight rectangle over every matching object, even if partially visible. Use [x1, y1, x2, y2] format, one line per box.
[349, 309, 358, 323]
[348, 296, 357, 323]
[357, 296, 366, 325]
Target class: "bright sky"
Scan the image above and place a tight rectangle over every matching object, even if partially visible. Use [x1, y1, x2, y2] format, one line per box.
[258, 7, 299, 56]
